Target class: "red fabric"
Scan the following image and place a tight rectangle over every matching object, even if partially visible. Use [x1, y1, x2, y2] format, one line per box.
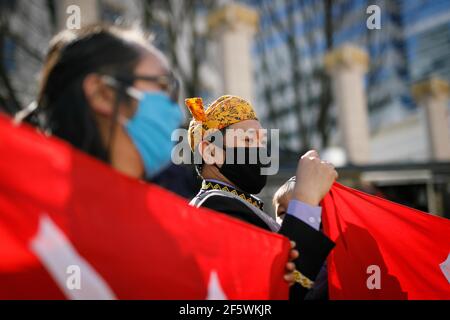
[322, 183, 450, 300]
[0, 115, 290, 300]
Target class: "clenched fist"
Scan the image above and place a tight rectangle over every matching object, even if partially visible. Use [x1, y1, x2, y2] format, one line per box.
[293, 150, 338, 206]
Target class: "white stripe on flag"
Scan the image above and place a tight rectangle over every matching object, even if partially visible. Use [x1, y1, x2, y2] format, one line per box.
[30, 214, 117, 300]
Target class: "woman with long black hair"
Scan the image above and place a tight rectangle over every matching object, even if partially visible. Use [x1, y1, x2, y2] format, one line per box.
[24, 24, 182, 179]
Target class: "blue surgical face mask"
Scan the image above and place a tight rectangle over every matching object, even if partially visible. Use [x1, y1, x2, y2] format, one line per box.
[103, 76, 183, 179]
[101, 75, 183, 178]
[124, 89, 183, 178]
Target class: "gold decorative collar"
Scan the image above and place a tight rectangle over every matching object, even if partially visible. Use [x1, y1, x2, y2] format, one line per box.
[201, 180, 264, 210]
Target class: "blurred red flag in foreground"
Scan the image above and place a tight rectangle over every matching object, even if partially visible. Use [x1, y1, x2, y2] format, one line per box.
[322, 183, 450, 300]
[0, 116, 290, 300]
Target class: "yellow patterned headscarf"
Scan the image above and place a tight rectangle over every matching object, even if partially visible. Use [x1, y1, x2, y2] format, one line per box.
[185, 95, 258, 151]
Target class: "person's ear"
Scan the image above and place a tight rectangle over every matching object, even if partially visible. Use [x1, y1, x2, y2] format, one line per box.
[198, 141, 220, 165]
[83, 74, 116, 117]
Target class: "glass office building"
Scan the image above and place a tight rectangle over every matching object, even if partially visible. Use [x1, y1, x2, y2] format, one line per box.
[247, 0, 450, 152]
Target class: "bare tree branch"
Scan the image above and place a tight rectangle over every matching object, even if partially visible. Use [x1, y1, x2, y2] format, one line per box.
[261, 0, 309, 149]
[143, 0, 217, 98]
[316, 0, 334, 148]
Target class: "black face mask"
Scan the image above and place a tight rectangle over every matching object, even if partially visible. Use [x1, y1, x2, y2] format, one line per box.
[215, 147, 269, 194]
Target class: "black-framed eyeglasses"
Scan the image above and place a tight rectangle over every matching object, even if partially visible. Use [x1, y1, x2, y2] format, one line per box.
[114, 73, 180, 102]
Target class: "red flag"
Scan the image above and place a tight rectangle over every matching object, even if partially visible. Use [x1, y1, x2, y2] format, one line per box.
[0, 115, 290, 300]
[322, 183, 450, 300]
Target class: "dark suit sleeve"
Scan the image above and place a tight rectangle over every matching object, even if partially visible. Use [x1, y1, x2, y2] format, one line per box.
[304, 263, 329, 300]
[279, 214, 335, 300]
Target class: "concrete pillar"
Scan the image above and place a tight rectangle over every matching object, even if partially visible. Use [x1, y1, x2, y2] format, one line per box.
[412, 78, 450, 161]
[324, 44, 370, 165]
[207, 3, 259, 104]
[56, 0, 100, 30]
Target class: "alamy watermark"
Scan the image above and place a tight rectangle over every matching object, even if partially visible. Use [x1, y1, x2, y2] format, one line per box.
[171, 128, 280, 176]
[66, 264, 81, 290]
[66, 5, 81, 30]
[366, 5, 381, 30]
[366, 264, 381, 290]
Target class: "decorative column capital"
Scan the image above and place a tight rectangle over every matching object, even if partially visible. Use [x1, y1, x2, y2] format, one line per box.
[411, 77, 450, 161]
[324, 44, 369, 73]
[207, 3, 259, 33]
[411, 78, 450, 102]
